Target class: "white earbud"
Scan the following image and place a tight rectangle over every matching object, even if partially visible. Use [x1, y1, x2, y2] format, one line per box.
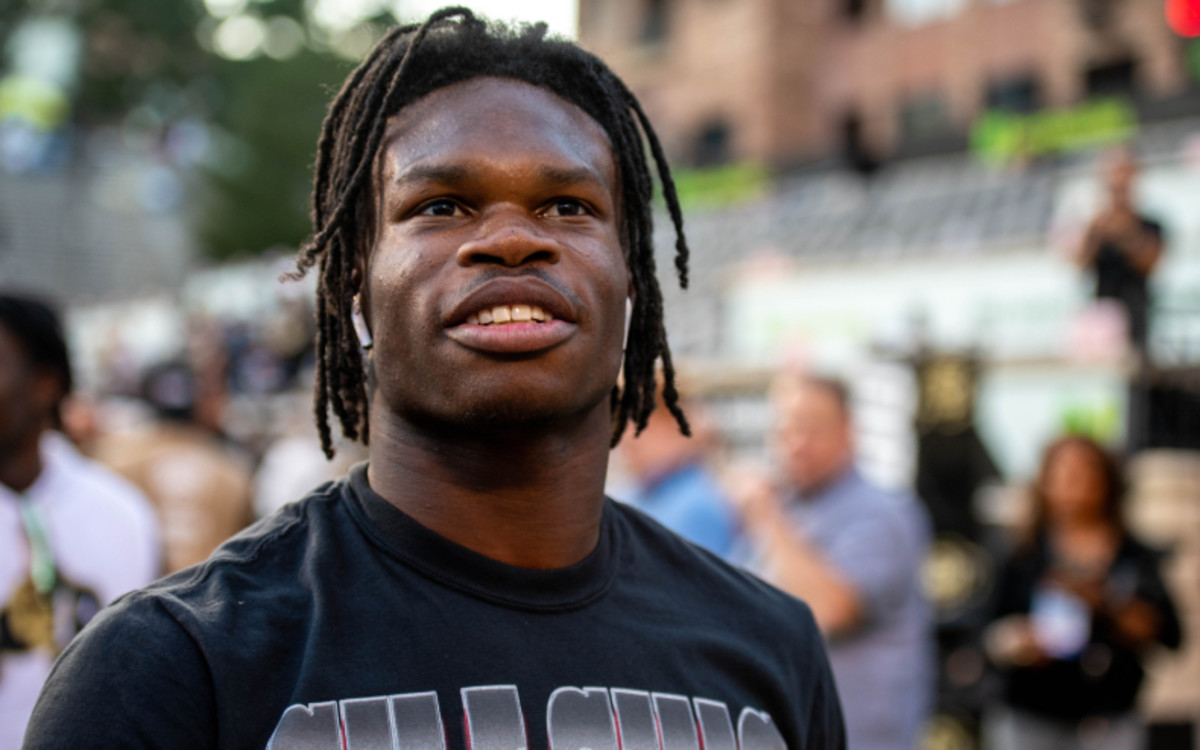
[351, 296, 372, 349]
[622, 296, 634, 352]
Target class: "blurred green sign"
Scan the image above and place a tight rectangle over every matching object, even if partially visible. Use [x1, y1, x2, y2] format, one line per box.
[670, 162, 770, 209]
[971, 98, 1136, 164]
[0, 75, 68, 130]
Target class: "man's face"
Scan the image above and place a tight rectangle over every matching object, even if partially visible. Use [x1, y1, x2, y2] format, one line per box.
[1104, 151, 1136, 207]
[0, 325, 52, 462]
[774, 384, 853, 494]
[365, 77, 629, 431]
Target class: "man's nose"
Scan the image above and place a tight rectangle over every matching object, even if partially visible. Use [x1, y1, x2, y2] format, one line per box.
[456, 208, 561, 267]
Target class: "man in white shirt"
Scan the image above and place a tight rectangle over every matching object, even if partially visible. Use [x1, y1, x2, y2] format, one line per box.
[0, 292, 160, 748]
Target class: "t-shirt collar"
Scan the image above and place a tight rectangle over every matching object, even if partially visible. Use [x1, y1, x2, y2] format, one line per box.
[344, 463, 620, 612]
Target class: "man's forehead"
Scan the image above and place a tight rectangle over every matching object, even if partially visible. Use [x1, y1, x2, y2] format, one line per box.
[379, 77, 616, 180]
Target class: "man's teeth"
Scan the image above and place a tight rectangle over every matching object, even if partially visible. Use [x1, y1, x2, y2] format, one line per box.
[466, 305, 552, 326]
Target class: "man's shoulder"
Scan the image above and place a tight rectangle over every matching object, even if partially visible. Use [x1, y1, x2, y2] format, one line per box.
[612, 499, 819, 631]
[818, 471, 931, 543]
[123, 477, 349, 623]
[827, 470, 918, 515]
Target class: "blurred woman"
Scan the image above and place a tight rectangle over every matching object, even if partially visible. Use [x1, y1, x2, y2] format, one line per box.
[984, 435, 1181, 750]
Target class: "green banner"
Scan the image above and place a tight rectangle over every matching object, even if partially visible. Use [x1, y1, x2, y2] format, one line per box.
[669, 162, 770, 209]
[971, 98, 1136, 165]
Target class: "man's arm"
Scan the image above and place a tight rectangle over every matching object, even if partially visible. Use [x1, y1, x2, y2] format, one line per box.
[1073, 216, 1105, 270]
[23, 594, 216, 750]
[729, 475, 862, 636]
[1077, 211, 1163, 275]
[1125, 222, 1163, 276]
[753, 508, 863, 636]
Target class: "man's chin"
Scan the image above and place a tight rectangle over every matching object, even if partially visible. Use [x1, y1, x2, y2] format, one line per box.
[396, 388, 611, 437]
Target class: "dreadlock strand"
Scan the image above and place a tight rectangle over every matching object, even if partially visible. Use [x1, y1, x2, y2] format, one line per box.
[312, 262, 336, 458]
[313, 37, 398, 229]
[324, 232, 361, 441]
[313, 9, 475, 255]
[626, 96, 690, 290]
[658, 345, 691, 437]
[334, 225, 369, 440]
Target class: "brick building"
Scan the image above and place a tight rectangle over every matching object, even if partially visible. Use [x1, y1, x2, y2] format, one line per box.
[579, 0, 1198, 169]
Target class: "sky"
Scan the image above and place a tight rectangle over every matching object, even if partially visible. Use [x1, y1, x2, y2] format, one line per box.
[396, 0, 578, 37]
[203, 0, 578, 62]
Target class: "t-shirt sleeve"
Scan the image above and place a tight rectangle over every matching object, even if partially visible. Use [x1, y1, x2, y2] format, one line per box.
[789, 602, 847, 750]
[820, 502, 923, 623]
[22, 593, 216, 750]
[804, 649, 846, 750]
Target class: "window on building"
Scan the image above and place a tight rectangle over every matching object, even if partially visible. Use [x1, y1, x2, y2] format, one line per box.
[579, 0, 601, 35]
[842, 0, 869, 22]
[986, 76, 1041, 113]
[841, 112, 880, 175]
[1078, 0, 1118, 29]
[693, 119, 732, 167]
[641, 0, 670, 44]
[900, 94, 951, 142]
[885, 0, 967, 26]
[1086, 60, 1137, 98]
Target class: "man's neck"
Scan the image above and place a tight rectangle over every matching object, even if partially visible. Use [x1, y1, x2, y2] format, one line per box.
[0, 431, 43, 495]
[366, 403, 612, 570]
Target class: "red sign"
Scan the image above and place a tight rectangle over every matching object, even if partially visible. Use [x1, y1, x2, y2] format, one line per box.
[1167, 0, 1200, 37]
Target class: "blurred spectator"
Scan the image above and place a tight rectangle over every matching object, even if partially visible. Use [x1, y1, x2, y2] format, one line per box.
[0, 292, 160, 748]
[619, 392, 742, 559]
[253, 388, 364, 520]
[983, 435, 1181, 750]
[1073, 148, 1165, 353]
[730, 374, 933, 750]
[92, 360, 253, 574]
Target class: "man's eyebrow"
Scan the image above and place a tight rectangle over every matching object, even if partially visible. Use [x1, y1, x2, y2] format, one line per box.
[392, 163, 607, 190]
[393, 163, 472, 186]
[537, 165, 608, 190]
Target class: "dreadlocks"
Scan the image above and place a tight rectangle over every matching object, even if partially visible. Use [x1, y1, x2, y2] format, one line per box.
[293, 6, 690, 458]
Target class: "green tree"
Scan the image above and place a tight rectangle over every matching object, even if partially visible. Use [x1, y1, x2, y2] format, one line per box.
[2, 0, 389, 260]
[198, 49, 354, 259]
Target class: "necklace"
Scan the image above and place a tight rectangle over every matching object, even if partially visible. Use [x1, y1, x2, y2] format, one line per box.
[1, 497, 58, 653]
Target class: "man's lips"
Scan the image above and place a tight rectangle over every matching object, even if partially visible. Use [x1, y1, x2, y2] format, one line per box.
[444, 277, 579, 354]
[446, 277, 577, 327]
[445, 319, 575, 354]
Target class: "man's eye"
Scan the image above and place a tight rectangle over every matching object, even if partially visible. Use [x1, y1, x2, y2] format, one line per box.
[545, 199, 588, 217]
[418, 200, 462, 217]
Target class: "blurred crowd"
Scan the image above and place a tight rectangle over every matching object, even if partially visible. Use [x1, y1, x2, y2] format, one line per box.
[1, 286, 371, 746]
[613, 371, 1184, 750]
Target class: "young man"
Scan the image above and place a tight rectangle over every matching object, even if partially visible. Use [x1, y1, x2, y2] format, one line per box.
[0, 293, 160, 748]
[24, 10, 844, 750]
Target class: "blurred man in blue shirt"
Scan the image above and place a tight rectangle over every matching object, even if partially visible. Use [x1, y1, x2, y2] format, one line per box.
[620, 394, 740, 560]
[732, 375, 934, 750]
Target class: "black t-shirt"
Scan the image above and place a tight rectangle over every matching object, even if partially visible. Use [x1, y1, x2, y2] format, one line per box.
[992, 533, 1182, 721]
[24, 464, 844, 750]
[1092, 217, 1162, 303]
